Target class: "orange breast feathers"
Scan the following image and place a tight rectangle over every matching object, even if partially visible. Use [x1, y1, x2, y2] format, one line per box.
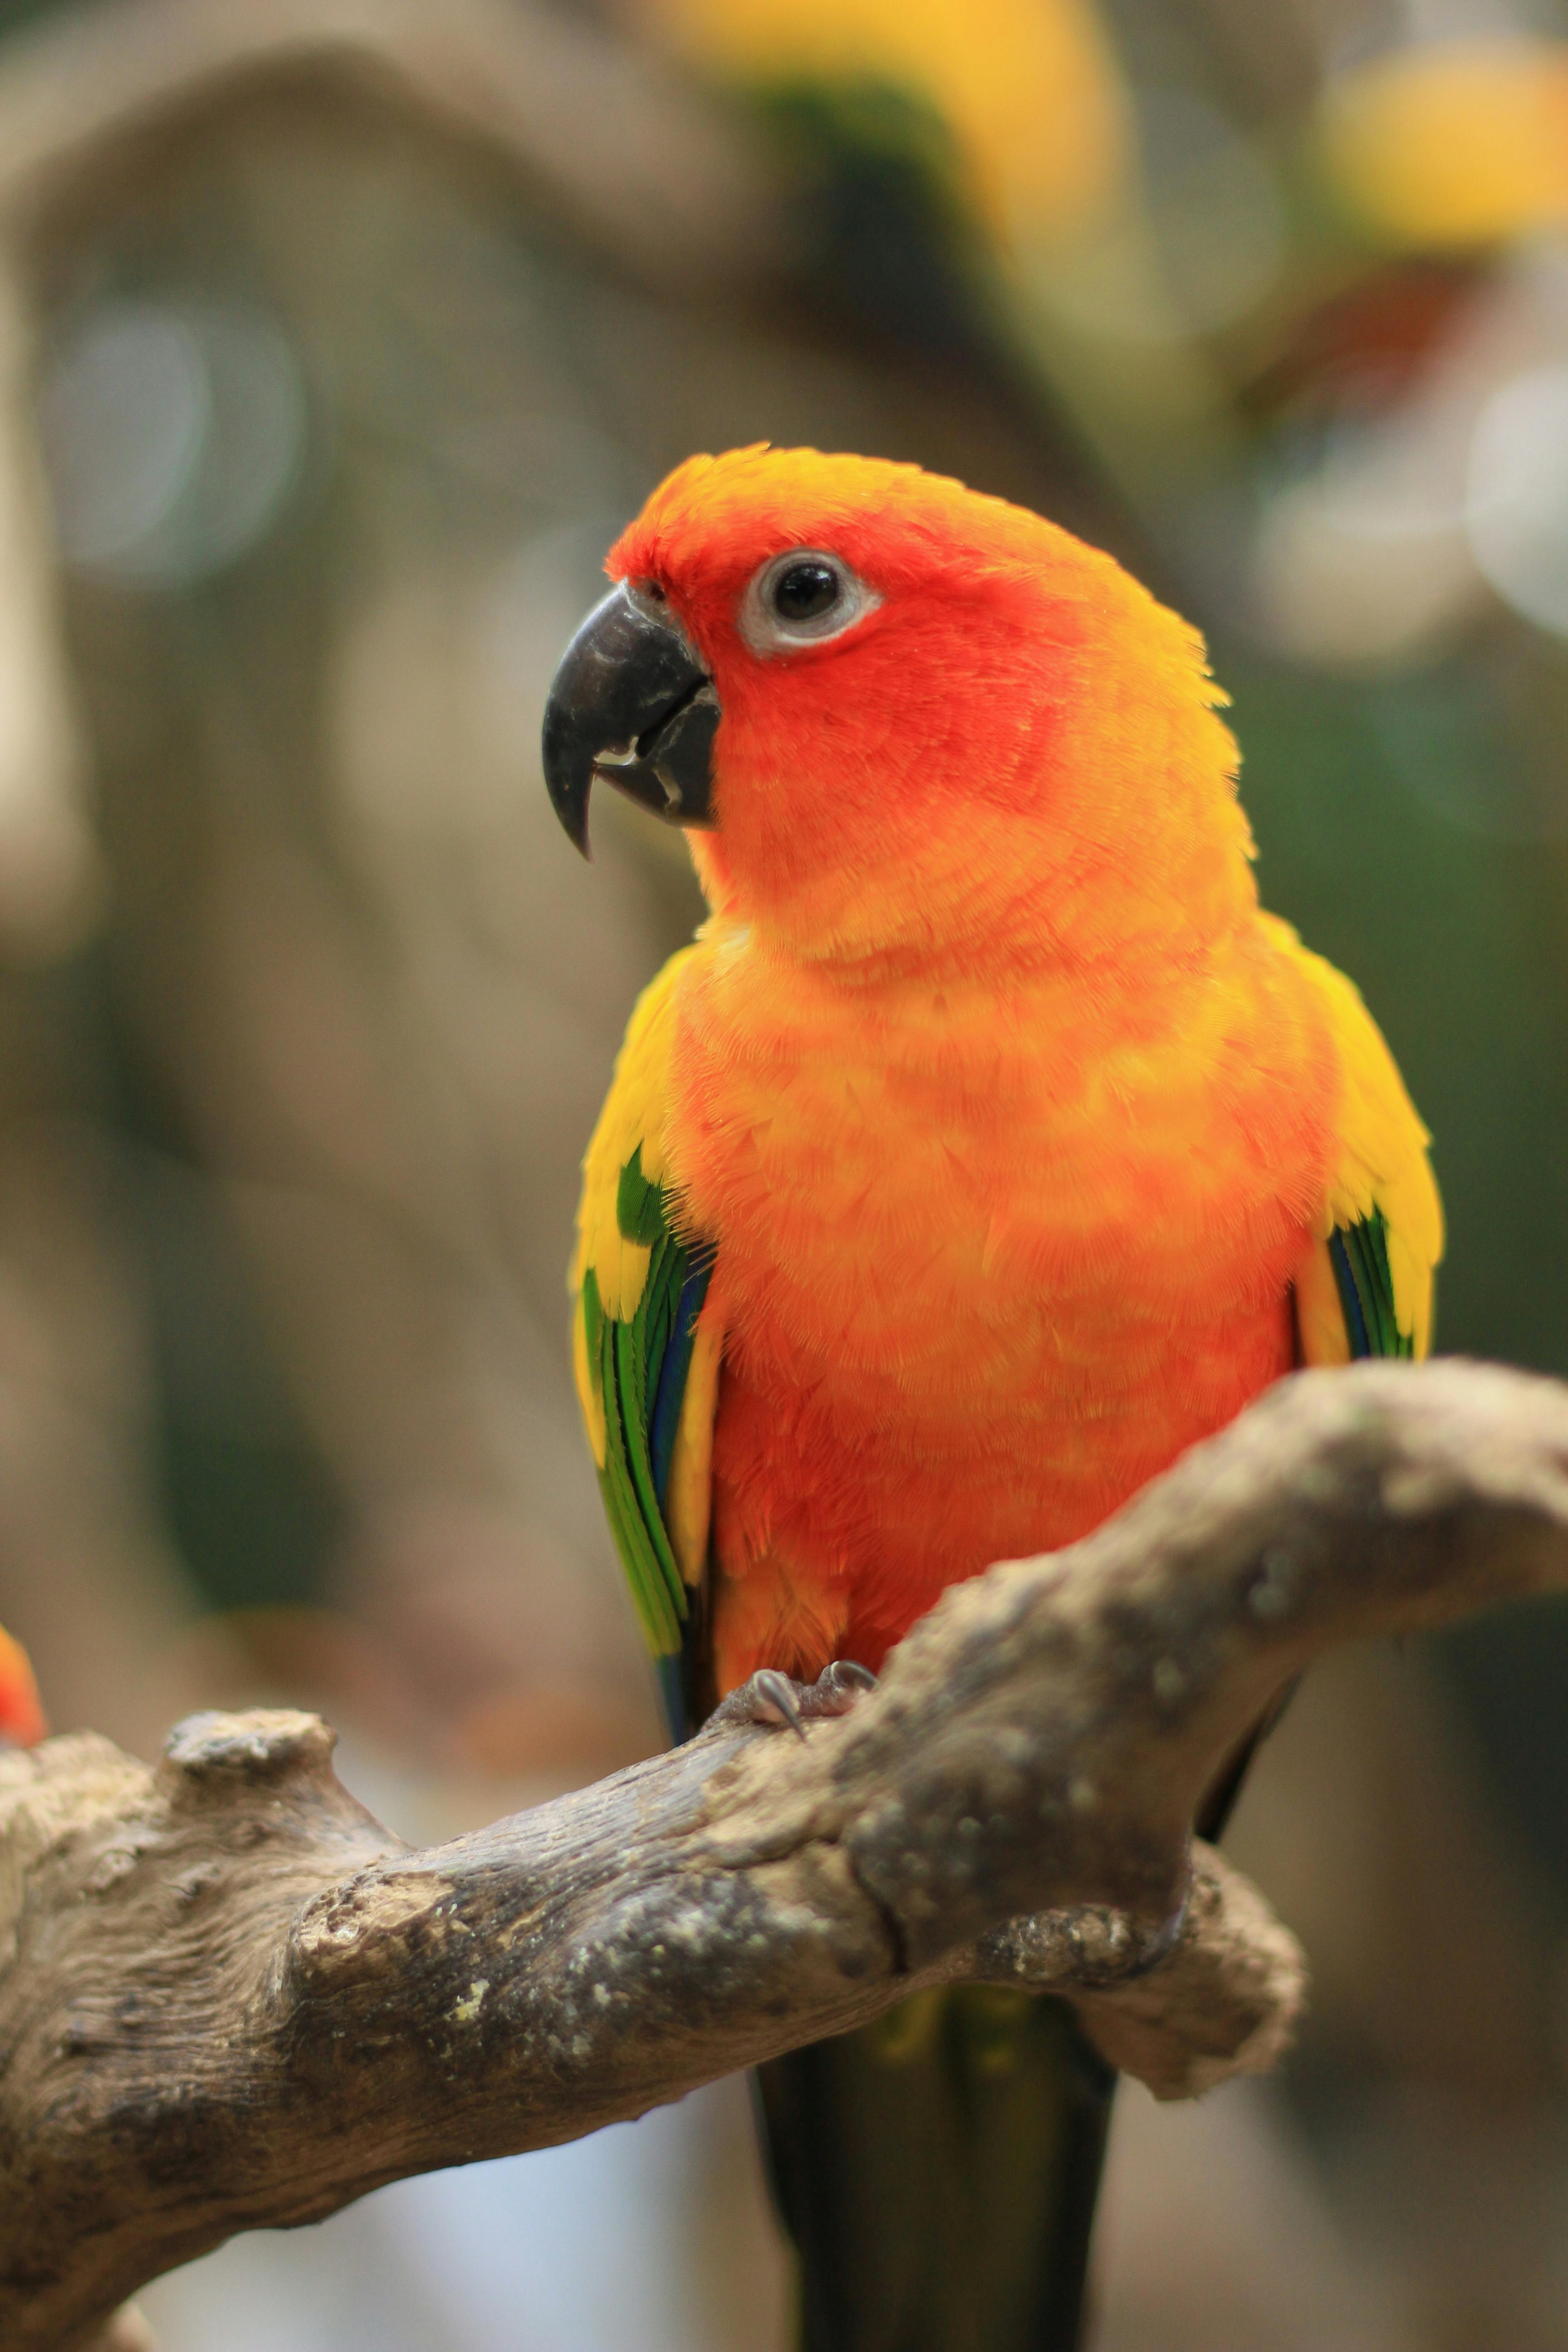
[663, 916, 1338, 1691]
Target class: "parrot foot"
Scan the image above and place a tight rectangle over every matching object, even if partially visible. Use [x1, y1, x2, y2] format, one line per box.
[706, 1659, 877, 1742]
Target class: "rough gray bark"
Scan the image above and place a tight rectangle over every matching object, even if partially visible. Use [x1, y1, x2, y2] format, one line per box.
[5, 1357, 1568, 2349]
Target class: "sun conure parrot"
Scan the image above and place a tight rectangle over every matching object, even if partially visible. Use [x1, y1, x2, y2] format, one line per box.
[540, 446, 1442, 2352]
[0, 1621, 45, 1749]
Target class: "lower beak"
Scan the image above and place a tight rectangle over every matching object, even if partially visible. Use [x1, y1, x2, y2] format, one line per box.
[541, 581, 720, 858]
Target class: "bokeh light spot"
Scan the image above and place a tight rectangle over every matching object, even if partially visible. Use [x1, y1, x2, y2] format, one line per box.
[38, 297, 307, 588]
[1467, 362, 1568, 638]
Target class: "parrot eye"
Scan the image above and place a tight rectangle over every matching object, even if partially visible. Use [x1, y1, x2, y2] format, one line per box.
[772, 561, 839, 622]
[741, 549, 880, 654]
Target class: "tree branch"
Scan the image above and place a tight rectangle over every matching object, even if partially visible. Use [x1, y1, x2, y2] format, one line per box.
[5, 1359, 1568, 2348]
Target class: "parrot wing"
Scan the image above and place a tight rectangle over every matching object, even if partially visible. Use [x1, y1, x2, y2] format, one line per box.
[571, 946, 718, 1740]
[1270, 916, 1444, 1368]
[1195, 919, 1442, 1847]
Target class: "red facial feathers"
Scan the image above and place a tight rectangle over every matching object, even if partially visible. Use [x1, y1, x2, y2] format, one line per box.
[608, 445, 1254, 978]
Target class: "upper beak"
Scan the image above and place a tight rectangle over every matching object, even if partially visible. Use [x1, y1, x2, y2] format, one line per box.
[541, 580, 720, 858]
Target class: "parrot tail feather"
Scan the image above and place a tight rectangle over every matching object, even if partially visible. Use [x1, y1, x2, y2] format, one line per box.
[756, 1990, 1115, 2352]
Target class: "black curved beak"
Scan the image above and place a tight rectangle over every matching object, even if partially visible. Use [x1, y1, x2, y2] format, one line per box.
[541, 581, 720, 858]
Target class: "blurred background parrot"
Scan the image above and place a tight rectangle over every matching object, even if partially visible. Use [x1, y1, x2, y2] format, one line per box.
[0, 1622, 44, 1750]
[542, 444, 1442, 2352]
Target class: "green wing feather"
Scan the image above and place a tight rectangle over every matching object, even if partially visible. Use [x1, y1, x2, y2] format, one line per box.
[1329, 1206, 1415, 1360]
[579, 1157, 713, 1733]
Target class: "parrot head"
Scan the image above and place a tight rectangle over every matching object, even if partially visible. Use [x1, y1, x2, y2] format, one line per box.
[542, 447, 1254, 970]
[0, 1620, 45, 1748]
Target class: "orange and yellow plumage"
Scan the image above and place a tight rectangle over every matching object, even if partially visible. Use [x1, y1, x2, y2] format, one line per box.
[568, 446, 1441, 1710]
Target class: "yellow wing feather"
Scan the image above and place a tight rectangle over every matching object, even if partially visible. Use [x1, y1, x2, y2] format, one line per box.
[1262, 913, 1444, 1363]
[571, 948, 695, 1323]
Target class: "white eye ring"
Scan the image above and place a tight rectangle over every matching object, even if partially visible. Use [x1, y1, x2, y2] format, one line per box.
[739, 548, 881, 656]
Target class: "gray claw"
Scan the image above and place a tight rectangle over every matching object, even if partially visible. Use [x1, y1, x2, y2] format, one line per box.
[823, 1659, 877, 1696]
[754, 1669, 809, 1741]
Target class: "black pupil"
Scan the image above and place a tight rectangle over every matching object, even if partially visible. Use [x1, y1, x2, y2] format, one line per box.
[773, 560, 840, 623]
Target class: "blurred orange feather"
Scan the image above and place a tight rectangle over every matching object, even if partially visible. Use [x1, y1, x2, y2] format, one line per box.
[0, 1620, 46, 1748]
